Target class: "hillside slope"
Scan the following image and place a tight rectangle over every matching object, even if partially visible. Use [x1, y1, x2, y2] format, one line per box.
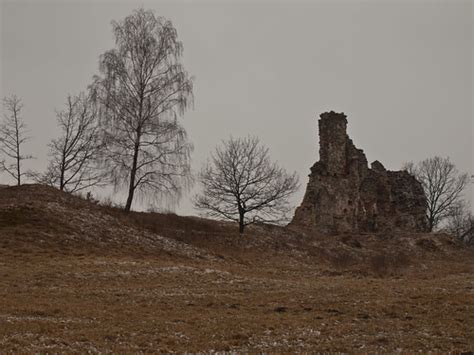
[0, 184, 214, 259]
[0, 184, 470, 269]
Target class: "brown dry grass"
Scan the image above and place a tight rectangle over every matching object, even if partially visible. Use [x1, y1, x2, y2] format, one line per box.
[0, 184, 473, 352]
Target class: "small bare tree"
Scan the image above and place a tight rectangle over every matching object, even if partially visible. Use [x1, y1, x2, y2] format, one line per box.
[0, 95, 32, 185]
[41, 93, 105, 193]
[91, 8, 193, 212]
[403, 156, 469, 232]
[443, 200, 473, 246]
[194, 136, 299, 234]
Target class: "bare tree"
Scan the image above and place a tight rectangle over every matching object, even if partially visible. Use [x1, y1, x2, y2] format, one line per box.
[0, 95, 32, 185]
[403, 156, 469, 232]
[443, 200, 474, 246]
[194, 136, 299, 234]
[41, 93, 105, 193]
[91, 8, 193, 212]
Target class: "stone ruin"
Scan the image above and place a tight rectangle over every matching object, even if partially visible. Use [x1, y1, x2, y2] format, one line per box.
[290, 111, 427, 234]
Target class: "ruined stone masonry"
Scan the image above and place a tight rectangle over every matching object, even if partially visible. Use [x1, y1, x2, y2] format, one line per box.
[291, 111, 427, 234]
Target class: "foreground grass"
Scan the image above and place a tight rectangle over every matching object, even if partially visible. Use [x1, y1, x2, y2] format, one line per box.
[0, 251, 473, 352]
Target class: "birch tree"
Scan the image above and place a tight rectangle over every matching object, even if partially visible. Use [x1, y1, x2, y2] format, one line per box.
[92, 8, 193, 211]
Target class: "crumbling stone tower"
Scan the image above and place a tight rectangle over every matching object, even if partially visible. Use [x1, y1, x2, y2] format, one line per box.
[290, 111, 427, 234]
[319, 112, 348, 176]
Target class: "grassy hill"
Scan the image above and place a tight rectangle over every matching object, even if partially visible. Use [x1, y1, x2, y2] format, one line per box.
[0, 184, 473, 352]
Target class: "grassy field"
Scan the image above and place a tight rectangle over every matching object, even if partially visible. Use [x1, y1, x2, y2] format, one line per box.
[1, 252, 473, 352]
[0, 185, 473, 352]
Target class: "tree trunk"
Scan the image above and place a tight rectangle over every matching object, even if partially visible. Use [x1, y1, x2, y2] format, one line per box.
[239, 211, 245, 234]
[59, 162, 65, 191]
[125, 179, 135, 212]
[428, 221, 433, 232]
[125, 160, 137, 212]
[125, 136, 140, 212]
[16, 155, 20, 186]
[15, 113, 21, 186]
[427, 213, 434, 232]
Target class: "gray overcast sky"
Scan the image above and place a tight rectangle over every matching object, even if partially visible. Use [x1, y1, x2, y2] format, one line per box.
[1, 0, 472, 215]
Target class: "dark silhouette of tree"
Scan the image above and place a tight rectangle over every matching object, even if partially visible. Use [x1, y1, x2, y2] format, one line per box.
[194, 136, 299, 234]
[91, 9, 193, 211]
[0, 95, 32, 185]
[404, 156, 469, 232]
[41, 93, 105, 193]
[443, 200, 473, 246]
